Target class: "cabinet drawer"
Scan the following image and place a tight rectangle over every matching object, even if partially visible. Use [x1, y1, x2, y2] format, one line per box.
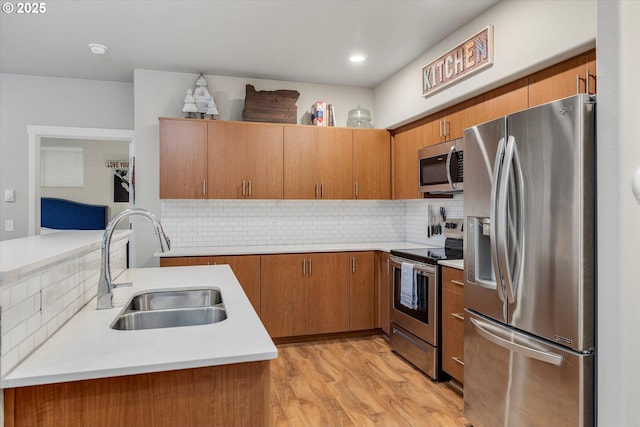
[442, 286, 464, 337]
[442, 266, 464, 285]
[442, 331, 464, 383]
[442, 267, 464, 338]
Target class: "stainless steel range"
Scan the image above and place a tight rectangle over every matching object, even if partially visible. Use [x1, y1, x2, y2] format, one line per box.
[389, 221, 463, 380]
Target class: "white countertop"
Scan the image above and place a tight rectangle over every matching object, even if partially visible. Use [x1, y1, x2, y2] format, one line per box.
[1, 265, 277, 388]
[160, 241, 432, 257]
[0, 230, 129, 283]
[439, 259, 464, 270]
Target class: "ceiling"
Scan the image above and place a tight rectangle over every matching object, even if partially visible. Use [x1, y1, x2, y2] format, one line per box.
[0, 0, 498, 88]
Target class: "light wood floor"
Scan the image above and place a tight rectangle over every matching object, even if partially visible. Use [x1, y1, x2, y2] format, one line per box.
[270, 334, 469, 427]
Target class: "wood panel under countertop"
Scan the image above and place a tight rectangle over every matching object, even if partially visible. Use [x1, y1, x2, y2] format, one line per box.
[5, 362, 270, 427]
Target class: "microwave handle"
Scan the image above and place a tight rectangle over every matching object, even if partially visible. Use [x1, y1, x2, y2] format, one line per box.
[446, 145, 457, 190]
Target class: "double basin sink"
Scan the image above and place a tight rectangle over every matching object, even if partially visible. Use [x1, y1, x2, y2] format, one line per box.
[111, 288, 227, 331]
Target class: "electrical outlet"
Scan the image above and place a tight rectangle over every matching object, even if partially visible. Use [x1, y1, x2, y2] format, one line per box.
[5, 219, 14, 232]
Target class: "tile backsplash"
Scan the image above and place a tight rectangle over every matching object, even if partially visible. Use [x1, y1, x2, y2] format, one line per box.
[161, 195, 463, 249]
[0, 239, 127, 377]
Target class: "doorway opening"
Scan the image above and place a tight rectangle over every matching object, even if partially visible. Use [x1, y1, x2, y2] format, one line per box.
[27, 125, 134, 235]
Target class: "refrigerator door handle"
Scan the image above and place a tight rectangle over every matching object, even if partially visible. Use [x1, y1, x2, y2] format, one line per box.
[470, 317, 564, 366]
[490, 137, 506, 302]
[497, 135, 517, 304]
[497, 135, 525, 305]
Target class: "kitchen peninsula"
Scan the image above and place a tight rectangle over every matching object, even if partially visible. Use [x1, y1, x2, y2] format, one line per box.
[0, 232, 277, 427]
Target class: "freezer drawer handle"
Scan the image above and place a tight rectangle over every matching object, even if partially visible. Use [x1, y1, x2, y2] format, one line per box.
[452, 356, 464, 366]
[470, 318, 564, 366]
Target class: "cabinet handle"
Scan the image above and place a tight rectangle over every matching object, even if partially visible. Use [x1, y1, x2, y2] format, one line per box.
[439, 119, 449, 138]
[203, 180, 206, 196]
[576, 73, 585, 94]
[586, 70, 596, 95]
[355, 182, 359, 198]
[352, 257, 356, 273]
[308, 259, 312, 275]
[321, 182, 325, 198]
[387, 258, 390, 274]
[242, 180, 246, 197]
[451, 279, 464, 286]
[452, 356, 465, 366]
[302, 259, 306, 276]
[248, 180, 252, 197]
[315, 182, 319, 198]
[451, 312, 465, 321]
[439, 120, 443, 137]
[444, 120, 450, 137]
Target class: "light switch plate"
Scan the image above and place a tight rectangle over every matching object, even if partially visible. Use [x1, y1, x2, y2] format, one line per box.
[4, 189, 15, 202]
[5, 219, 14, 232]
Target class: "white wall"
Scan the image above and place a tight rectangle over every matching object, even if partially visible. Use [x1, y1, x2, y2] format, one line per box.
[0, 74, 133, 240]
[39, 138, 130, 223]
[596, 1, 640, 424]
[374, 0, 596, 129]
[132, 69, 374, 267]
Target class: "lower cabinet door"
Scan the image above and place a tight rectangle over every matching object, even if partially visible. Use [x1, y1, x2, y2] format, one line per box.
[442, 331, 464, 383]
[349, 251, 375, 331]
[306, 252, 350, 335]
[260, 254, 307, 338]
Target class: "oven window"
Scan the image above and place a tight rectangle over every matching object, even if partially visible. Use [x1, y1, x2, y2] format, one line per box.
[393, 267, 430, 323]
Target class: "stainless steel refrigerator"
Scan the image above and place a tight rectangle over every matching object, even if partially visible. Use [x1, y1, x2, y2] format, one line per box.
[463, 94, 595, 427]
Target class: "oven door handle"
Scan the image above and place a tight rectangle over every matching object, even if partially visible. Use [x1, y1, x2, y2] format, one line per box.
[390, 258, 436, 275]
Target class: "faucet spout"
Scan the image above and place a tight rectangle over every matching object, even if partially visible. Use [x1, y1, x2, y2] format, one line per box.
[96, 208, 171, 309]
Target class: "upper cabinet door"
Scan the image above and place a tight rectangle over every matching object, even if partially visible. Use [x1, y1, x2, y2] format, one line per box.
[528, 49, 596, 107]
[283, 126, 353, 199]
[464, 79, 529, 128]
[159, 118, 208, 199]
[207, 121, 283, 199]
[352, 129, 391, 200]
[392, 125, 424, 200]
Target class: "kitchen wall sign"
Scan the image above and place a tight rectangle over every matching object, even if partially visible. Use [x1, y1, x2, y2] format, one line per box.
[422, 25, 493, 97]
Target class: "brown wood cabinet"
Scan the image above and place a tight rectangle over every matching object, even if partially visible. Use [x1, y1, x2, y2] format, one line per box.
[283, 126, 353, 199]
[464, 78, 529, 126]
[159, 118, 208, 199]
[426, 108, 466, 143]
[161, 119, 391, 201]
[159, 255, 261, 315]
[4, 362, 270, 427]
[352, 129, 391, 199]
[392, 125, 424, 199]
[260, 252, 350, 338]
[528, 49, 596, 107]
[349, 251, 375, 331]
[207, 121, 283, 199]
[159, 118, 284, 200]
[376, 251, 391, 335]
[441, 266, 465, 384]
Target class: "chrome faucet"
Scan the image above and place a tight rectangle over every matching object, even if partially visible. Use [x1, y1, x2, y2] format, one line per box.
[96, 208, 171, 309]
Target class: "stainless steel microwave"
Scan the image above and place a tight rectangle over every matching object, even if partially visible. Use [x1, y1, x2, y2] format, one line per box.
[418, 138, 464, 194]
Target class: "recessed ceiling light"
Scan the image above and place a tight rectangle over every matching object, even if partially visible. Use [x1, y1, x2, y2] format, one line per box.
[349, 54, 366, 63]
[89, 43, 107, 55]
